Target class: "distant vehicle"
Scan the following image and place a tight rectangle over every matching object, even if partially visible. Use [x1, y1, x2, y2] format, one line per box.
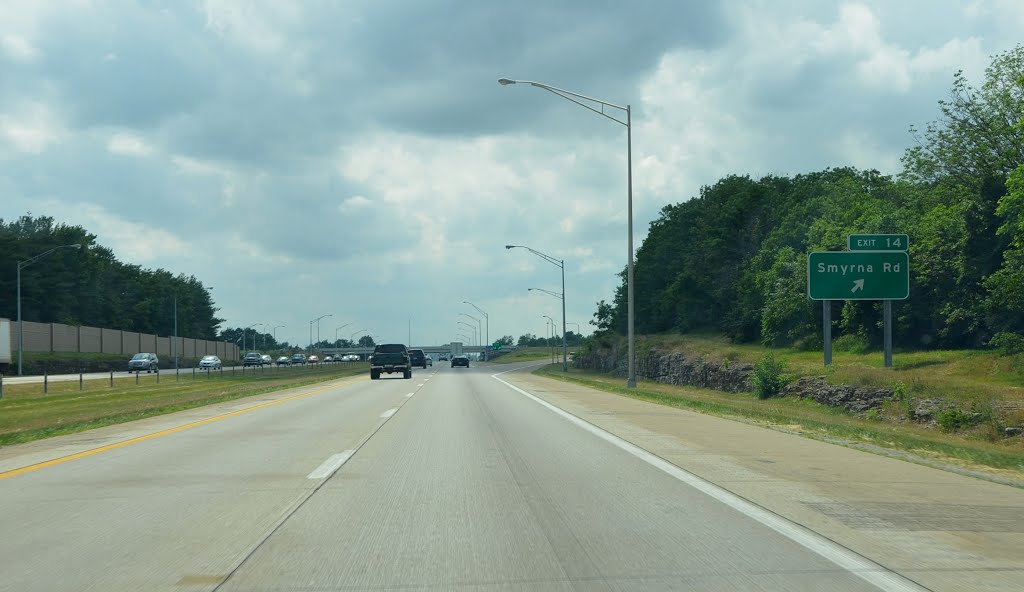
[128, 352, 159, 373]
[243, 352, 263, 367]
[261, 354, 273, 366]
[276, 356, 291, 366]
[425, 356, 432, 367]
[198, 355, 222, 370]
[308, 355, 320, 364]
[451, 355, 469, 368]
[342, 354, 360, 362]
[291, 353, 307, 365]
[370, 343, 411, 380]
[408, 349, 428, 369]
[323, 355, 334, 362]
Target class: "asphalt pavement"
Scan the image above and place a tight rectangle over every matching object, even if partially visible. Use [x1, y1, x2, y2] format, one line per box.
[0, 362, 1013, 591]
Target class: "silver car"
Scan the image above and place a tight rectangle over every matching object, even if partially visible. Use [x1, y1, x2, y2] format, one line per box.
[128, 352, 159, 373]
[199, 355, 222, 370]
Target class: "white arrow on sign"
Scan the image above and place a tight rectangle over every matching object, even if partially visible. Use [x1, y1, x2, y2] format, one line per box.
[851, 279, 865, 293]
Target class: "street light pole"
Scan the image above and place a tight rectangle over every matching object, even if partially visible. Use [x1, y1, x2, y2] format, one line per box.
[244, 323, 260, 353]
[335, 322, 352, 344]
[463, 301, 489, 360]
[506, 245, 567, 372]
[309, 314, 332, 353]
[543, 315, 557, 365]
[499, 78, 634, 386]
[458, 312, 481, 353]
[350, 328, 367, 345]
[457, 321, 477, 346]
[17, 243, 81, 375]
[272, 325, 285, 347]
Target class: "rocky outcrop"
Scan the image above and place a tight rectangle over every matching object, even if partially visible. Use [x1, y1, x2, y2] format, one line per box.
[781, 377, 892, 412]
[640, 352, 753, 392]
[574, 346, 894, 411]
[574, 345, 752, 392]
[572, 346, 1019, 437]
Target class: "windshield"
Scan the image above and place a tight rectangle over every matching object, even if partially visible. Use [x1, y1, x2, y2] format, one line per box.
[374, 344, 406, 353]
[202, 356, 217, 361]
[131, 354, 148, 360]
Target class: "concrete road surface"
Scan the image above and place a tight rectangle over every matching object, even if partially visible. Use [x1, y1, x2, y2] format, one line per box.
[0, 362, 1019, 591]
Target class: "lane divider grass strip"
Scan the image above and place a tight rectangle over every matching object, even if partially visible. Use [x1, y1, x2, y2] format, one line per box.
[0, 375, 366, 481]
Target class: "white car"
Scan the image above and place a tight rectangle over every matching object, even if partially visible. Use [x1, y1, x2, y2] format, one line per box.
[199, 355, 222, 370]
[261, 354, 273, 366]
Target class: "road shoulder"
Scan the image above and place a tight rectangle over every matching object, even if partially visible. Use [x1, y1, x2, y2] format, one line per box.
[497, 367, 1024, 592]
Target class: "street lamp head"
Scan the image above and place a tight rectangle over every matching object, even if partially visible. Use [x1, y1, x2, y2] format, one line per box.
[497, 78, 516, 86]
[505, 245, 516, 250]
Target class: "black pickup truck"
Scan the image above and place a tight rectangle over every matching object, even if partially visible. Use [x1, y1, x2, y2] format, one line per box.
[370, 343, 411, 380]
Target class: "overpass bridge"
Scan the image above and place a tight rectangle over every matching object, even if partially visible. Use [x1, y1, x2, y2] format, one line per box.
[320, 345, 510, 360]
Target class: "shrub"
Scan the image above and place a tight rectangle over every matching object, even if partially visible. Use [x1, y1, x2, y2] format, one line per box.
[833, 333, 871, 354]
[937, 408, 970, 432]
[989, 331, 1024, 355]
[936, 405, 989, 433]
[752, 352, 788, 400]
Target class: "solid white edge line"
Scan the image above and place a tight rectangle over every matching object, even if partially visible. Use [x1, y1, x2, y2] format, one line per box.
[380, 408, 398, 419]
[406, 392, 415, 398]
[307, 450, 355, 479]
[491, 371, 928, 592]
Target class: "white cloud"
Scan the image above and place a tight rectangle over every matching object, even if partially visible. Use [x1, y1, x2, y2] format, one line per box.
[0, 103, 63, 154]
[338, 195, 371, 214]
[1, 35, 38, 61]
[43, 202, 193, 263]
[107, 132, 153, 157]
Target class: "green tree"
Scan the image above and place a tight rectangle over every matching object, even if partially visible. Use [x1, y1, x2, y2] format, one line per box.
[902, 45, 1024, 187]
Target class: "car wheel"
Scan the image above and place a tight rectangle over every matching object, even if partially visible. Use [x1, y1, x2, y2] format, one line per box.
[404, 369, 412, 379]
[370, 369, 380, 380]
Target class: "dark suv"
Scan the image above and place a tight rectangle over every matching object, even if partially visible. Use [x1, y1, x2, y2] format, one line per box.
[408, 349, 428, 369]
[243, 352, 263, 367]
[370, 343, 411, 380]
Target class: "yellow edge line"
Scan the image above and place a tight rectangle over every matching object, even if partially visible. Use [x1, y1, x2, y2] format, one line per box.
[0, 374, 365, 481]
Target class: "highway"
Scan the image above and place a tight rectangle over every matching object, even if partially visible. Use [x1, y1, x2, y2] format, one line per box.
[0, 363, 1020, 591]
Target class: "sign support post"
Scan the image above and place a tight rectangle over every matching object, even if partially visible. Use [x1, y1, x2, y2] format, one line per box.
[884, 300, 892, 368]
[823, 300, 832, 367]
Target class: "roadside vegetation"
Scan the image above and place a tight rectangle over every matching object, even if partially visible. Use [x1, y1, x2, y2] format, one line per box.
[489, 347, 561, 364]
[536, 360, 1024, 483]
[0, 364, 366, 446]
[556, 47, 1024, 480]
[589, 46, 1024, 357]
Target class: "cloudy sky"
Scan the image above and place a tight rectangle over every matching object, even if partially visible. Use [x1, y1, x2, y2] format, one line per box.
[2, 1, 1021, 348]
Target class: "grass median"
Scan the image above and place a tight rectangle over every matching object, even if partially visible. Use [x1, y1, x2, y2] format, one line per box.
[0, 364, 368, 446]
[535, 364, 1024, 484]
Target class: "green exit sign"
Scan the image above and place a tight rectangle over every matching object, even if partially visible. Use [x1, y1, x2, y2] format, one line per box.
[808, 251, 909, 300]
[848, 234, 908, 251]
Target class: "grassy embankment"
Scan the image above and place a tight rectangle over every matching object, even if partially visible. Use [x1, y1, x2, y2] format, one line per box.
[535, 333, 1024, 481]
[0, 363, 366, 446]
[489, 347, 566, 364]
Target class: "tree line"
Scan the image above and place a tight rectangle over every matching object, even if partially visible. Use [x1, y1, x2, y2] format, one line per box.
[593, 45, 1024, 352]
[0, 215, 223, 340]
